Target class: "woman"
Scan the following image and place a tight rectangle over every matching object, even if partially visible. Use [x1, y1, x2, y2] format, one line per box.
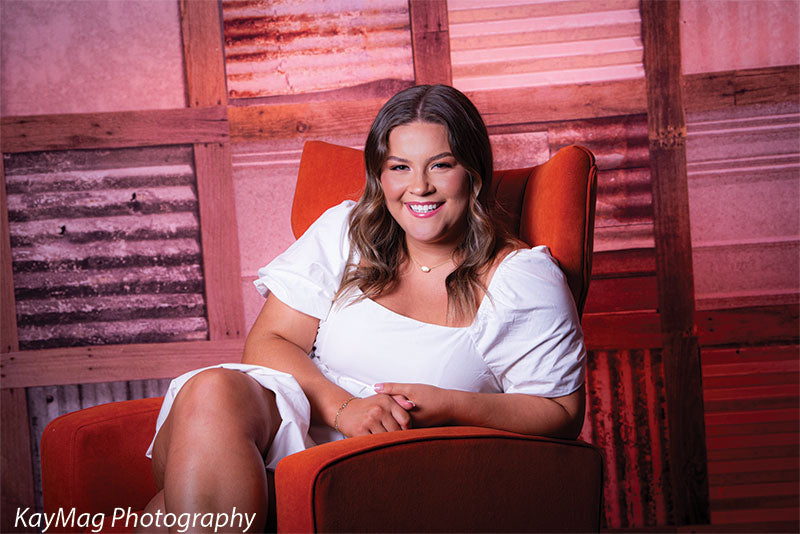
[143, 84, 586, 532]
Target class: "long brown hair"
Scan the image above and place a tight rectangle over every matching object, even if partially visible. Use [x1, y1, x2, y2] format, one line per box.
[337, 84, 512, 321]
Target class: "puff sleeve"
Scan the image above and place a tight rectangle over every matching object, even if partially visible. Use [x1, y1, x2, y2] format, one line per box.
[473, 246, 586, 398]
[253, 200, 354, 320]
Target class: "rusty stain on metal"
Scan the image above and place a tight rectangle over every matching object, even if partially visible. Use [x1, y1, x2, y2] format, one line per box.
[221, 0, 414, 99]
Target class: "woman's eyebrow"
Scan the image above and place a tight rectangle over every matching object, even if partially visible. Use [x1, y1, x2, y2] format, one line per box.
[385, 152, 453, 164]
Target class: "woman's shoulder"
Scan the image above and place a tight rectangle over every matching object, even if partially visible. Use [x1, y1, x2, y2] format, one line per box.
[485, 245, 573, 312]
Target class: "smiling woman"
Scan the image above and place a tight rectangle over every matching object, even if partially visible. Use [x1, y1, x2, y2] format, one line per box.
[141, 84, 587, 533]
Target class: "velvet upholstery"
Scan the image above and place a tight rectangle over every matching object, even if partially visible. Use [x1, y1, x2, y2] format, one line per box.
[40, 141, 601, 532]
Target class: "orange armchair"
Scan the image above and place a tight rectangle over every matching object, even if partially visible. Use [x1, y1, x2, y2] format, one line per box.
[41, 142, 601, 532]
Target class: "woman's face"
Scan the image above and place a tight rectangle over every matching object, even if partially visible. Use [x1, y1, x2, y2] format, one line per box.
[380, 121, 470, 251]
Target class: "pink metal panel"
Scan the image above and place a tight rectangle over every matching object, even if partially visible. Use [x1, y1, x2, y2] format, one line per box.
[222, 0, 414, 99]
[4, 146, 209, 350]
[448, 0, 644, 91]
[681, 0, 800, 75]
[686, 102, 800, 310]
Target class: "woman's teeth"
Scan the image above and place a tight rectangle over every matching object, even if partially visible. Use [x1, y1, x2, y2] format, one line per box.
[409, 203, 441, 213]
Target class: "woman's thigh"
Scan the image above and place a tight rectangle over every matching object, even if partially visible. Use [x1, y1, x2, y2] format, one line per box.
[150, 368, 282, 487]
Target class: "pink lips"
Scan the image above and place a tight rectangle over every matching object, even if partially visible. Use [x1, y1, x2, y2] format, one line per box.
[405, 202, 443, 218]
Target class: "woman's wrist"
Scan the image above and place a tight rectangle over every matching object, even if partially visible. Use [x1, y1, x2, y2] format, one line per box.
[333, 396, 358, 433]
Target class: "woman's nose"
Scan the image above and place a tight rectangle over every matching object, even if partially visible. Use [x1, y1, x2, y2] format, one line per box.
[408, 170, 435, 195]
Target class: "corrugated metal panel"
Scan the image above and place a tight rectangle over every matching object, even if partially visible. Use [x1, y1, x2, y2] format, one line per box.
[448, 0, 644, 92]
[581, 348, 673, 528]
[222, 0, 414, 99]
[686, 101, 800, 310]
[4, 146, 209, 350]
[702, 345, 800, 526]
[27, 378, 171, 511]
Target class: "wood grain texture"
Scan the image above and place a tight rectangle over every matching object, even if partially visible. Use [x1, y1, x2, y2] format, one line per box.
[684, 65, 800, 112]
[409, 0, 452, 85]
[0, 161, 33, 532]
[228, 98, 386, 142]
[0, 107, 229, 154]
[0, 339, 244, 389]
[0, 161, 17, 354]
[1, 388, 35, 532]
[194, 143, 244, 340]
[641, 0, 709, 524]
[180, 0, 227, 107]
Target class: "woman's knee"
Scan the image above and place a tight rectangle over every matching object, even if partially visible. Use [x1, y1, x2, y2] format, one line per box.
[162, 369, 280, 452]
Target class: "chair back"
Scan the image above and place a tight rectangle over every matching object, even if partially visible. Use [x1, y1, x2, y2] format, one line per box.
[292, 141, 597, 317]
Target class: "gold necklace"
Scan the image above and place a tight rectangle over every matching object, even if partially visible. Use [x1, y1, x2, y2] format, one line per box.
[408, 254, 452, 273]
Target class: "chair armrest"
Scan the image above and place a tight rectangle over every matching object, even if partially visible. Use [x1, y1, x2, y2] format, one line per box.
[275, 426, 603, 532]
[41, 397, 162, 516]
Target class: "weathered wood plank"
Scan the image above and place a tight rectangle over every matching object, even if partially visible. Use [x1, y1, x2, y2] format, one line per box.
[194, 143, 245, 340]
[1, 158, 33, 529]
[642, 0, 709, 524]
[180, 0, 227, 107]
[0, 339, 244, 389]
[228, 98, 386, 142]
[684, 65, 800, 112]
[409, 0, 452, 85]
[0, 107, 229, 154]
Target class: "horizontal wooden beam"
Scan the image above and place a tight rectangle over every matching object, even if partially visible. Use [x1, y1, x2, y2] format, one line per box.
[0, 339, 244, 389]
[0, 106, 229, 153]
[228, 97, 386, 142]
[684, 64, 800, 112]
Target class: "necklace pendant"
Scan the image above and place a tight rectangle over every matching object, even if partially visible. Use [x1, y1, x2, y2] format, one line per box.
[420, 265, 431, 273]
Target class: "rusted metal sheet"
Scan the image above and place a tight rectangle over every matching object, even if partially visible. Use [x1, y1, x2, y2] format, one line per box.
[686, 101, 800, 310]
[27, 378, 171, 510]
[581, 348, 672, 528]
[702, 345, 800, 526]
[448, 0, 644, 92]
[4, 146, 209, 350]
[222, 0, 414, 99]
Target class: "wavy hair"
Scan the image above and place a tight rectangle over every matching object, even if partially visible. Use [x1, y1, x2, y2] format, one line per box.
[337, 84, 512, 322]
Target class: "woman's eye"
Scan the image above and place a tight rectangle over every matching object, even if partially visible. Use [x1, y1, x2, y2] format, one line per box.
[432, 162, 452, 169]
[389, 164, 408, 171]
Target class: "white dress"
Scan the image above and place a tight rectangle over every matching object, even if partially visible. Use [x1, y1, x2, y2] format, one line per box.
[147, 201, 586, 469]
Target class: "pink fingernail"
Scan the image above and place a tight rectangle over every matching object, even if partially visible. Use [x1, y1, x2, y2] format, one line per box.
[374, 383, 384, 392]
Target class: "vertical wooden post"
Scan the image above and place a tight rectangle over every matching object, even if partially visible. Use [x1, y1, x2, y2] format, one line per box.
[179, 0, 244, 340]
[409, 0, 452, 85]
[1, 160, 35, 531]
[641, 0, 710, 525]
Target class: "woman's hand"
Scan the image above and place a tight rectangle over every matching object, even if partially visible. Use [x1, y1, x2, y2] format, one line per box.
[335, 394, 414, 437]
[375, 383, 455, 428]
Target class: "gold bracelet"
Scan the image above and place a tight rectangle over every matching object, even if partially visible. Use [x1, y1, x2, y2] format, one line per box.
[334, 396, 358, 434]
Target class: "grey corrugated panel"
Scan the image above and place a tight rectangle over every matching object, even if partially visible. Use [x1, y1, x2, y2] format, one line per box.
[686, 102, 800, 310]
[27, 378, 172, 511]
[4, 146, 209, 350]
[221, 0, 414, 98]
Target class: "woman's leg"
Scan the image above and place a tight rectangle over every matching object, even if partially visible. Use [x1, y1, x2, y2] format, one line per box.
[143, 368, 282, 533]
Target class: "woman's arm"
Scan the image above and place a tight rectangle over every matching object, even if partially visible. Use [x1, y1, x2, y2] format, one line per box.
[373, 382, 585, 440]
[243, 294, 411, 435]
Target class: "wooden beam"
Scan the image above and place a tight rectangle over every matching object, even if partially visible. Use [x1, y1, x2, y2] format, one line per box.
[0, 161, 35, 532]
[0, 339, 244, 389]
[0, 106, 229, 154]
[228, 98, 387, 142]
[180, 0, 228, 107]
[180, 1, 244, 340]
[641, 0, 709, 525]
[194, 142, 245, 340]
[684, 64, 800, 112]
[409, 0, 452, 85]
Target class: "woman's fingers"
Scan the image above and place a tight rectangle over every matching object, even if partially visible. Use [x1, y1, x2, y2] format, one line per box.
[339, 394, 411, 436]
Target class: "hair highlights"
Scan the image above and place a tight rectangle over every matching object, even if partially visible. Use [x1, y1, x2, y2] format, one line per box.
[337, 84, 511, 322]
